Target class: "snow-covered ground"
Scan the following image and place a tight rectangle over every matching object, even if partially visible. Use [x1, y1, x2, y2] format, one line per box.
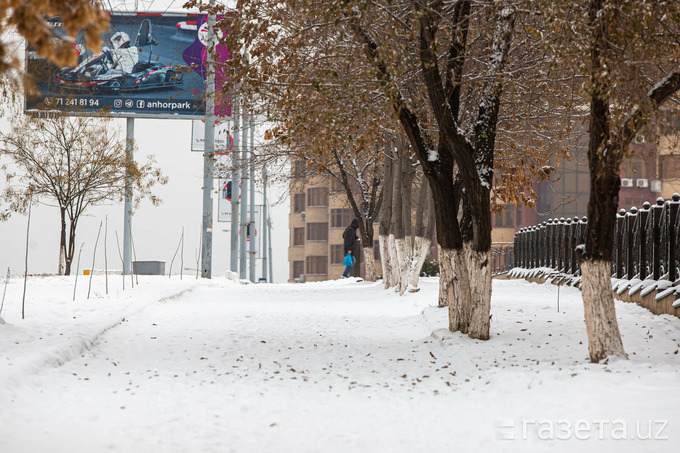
[0, 275, 678, 452]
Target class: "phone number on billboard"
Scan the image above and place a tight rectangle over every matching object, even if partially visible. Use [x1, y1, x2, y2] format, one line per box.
[43, 97, 100, 107]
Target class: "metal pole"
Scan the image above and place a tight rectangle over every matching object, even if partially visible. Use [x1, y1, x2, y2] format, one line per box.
[239, 111, 249, 279]
[268, 205, 273, 283]
[261, 165, 268, 282]
[201, 3, 216, 279]
[230, 99, 240, 272]
[249, 116, 256, 282]
[123, 117, 134, 275]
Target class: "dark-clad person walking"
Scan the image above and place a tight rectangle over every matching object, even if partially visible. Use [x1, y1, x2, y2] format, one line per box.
[342, 218, 359, 278]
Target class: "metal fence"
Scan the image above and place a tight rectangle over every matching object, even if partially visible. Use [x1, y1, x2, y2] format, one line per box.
[491, 243, 514, 276]
[511, 194, 680, 295]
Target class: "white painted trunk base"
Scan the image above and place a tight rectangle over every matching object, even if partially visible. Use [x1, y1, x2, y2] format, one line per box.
[58, 245, 66, 276]
[378, 235, 393, 289]
[409, 236, 432, 289]
[362, 247, 377, 282]
[386, 234, 400, 289]
[580, 260, 628, 362]
[394, 237, 411, 295]
[441, 245, 492, 340]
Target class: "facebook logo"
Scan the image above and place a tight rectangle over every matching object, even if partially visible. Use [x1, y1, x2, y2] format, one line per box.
[137, 100, 145, 109]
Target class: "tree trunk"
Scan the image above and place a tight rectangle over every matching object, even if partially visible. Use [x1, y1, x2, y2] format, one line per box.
[444, 243, 491, 339]
[437, 244, 448, 308]
[379, 152, 395, 288]
[392, 151, 413, 295]
[65, 231, 74, 275]
[65, 217, 78, 275]
[363, 246, 377, 281]
[391, 152, 405, 293]
[580, 260, 627, 361]
[578, 0, 627, 363]
[410, 178, 435, 288]
[580, 154, 628, 362]
[360, 205, 378, 282]
[410, 236, 431, 288]
[401, 152, 415, 268]
[58, 206, 67, 275]
[351, 240, 361, 278]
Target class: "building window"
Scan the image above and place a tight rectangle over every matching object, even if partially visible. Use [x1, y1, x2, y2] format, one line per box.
[306, 256, 328, 275]
[293, 193, 305, 213]
[660, 110, 680, 136]
[624, 158, 647, 179]
[661, 154, 680, 179]
[307, 187, 329, 207]
[292, 261, 304, 279]
[374, 240, 381, 261]
[494, 205, 515, 228]
[516, 205, 523, 228]
[307, 222, 328, 241]
[330, 208, 351, 228]
[331, 244, 344, 264]
[293, 228, 305, 246]
[293, 160, 306, 178]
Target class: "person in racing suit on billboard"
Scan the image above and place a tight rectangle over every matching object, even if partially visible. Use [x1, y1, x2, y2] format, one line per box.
[104, 31, 139, 74]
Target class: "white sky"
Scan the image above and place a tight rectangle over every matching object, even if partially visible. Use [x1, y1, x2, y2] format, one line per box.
[0, 0, 291, 282]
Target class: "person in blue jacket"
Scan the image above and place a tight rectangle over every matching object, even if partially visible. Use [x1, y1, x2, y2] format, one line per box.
[342, 218, 359, 278]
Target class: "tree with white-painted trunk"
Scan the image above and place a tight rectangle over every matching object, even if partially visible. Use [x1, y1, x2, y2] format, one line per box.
[410, 178, 435, 289]
[548, 0, 680, 363]
[391, 148, 413, 295]
[389, 148, 405, 292]
[221, 1, 568, 338]
[345, 1, 513, 338]
[331, 149, 384, 282]
[377, 139, 434, 294]
[379, 151, 395, 288]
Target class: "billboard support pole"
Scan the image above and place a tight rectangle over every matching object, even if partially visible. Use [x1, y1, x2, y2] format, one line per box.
[230, 98, 240, 272]
[201, 1, 216, 279]
[261, 164, 268, 282]
[123, 117, 134, 276]
[239, 111, 249, 280]
[268, 201, 273, 283]
[249, 116, 256, 282]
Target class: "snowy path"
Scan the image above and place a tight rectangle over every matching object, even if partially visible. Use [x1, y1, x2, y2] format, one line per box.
[1, 277, 679, 452]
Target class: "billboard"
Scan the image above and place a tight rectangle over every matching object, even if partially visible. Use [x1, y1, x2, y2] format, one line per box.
[25, 13, 231, 119]
[192, 120, 233, 152]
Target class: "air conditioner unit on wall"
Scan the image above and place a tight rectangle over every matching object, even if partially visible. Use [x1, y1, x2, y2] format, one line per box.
[636, 178, 649, 188]
[621, 178, 634, 188]
[651, 180, 663, 193]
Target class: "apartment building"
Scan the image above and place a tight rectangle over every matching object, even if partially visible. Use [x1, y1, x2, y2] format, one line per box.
[288, 169, 381, 282]
[289, 112, 680, 280]
[492, 110, 680, 241]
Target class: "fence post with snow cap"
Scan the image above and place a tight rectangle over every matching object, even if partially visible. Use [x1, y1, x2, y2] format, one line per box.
[508, 194, 680, 318]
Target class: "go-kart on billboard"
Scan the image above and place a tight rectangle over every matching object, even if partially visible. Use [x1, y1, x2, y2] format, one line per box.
[25, 13, 230, 119]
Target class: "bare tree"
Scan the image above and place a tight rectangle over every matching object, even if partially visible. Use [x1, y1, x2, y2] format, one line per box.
[0, 113, 167, 275]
